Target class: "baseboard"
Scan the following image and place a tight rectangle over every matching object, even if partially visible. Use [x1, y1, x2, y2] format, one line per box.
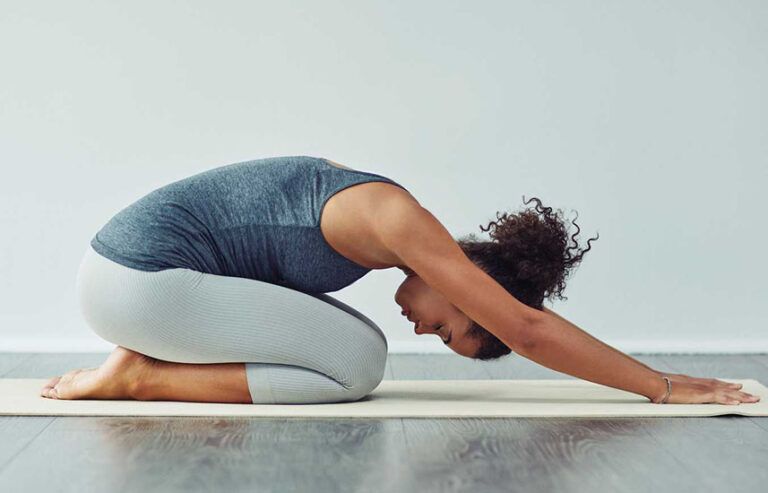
[0, 337, 767, 354]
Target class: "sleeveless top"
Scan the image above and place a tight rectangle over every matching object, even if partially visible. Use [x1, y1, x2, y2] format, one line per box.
[89, 156, 409, 293]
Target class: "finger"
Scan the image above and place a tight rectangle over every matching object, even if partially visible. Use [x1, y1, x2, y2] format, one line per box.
[721, 394, 742, 405]
[724, 392, 759, 404]
[714, 391, 737, 405]
[716, 379, 741, 387]
[737, 392, 760, 402]
[710, 378, 741, 388]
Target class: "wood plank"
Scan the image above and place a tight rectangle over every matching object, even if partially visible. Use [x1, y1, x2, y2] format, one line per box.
[0, 417, 409, 493]
[0, 353, 64, 477]
[384, 357, 395, 379]
[656, 354, 768, 384]
[480, 353, 678, 380]
[751, 355, 768, 432]
[398, 417, 699, 491]
[388, 354, 492, 379]
[0, 417, 55, 475]
[2, 352, 110, 378]
[0, 353, 35, 377]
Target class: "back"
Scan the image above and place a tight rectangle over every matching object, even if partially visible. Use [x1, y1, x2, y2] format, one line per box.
[90, 156, 408, 293]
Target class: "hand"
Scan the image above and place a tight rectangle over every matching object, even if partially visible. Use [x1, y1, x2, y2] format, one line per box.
[659, 372, 744, 390]
[653, 373, 761, 405]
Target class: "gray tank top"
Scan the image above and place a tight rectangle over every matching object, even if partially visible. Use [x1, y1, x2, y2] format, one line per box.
[89, 156, 408, 293]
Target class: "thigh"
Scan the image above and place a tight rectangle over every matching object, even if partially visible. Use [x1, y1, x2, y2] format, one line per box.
[171, 272, 387, 389]
[306, 292, 387, 350]
[77, 245, 387, 388]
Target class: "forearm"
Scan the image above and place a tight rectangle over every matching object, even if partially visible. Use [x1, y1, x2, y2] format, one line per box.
[541, 307, 663, 377]
[135, 360, 253, 404]
[518, 310, 667, 402]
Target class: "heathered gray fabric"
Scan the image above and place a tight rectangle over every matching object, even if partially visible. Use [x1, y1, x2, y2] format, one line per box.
[77, 244, 388, 404]
[90, 155, 408, 294]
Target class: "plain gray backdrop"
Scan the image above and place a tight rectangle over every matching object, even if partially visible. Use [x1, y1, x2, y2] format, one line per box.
[0, 0, 765, 353]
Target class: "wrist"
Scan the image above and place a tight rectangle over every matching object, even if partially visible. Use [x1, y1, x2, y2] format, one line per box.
[646, 367, 665, 378]
[649, 375, 670, 403]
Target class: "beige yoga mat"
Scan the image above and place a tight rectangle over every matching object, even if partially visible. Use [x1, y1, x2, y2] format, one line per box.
[2, 378, 766, 418]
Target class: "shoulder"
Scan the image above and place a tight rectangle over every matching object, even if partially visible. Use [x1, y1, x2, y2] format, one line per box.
[367, 179, 420, 207]
[368, 188, 461, 267]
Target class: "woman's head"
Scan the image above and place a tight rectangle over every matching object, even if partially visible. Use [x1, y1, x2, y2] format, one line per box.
[394, 196, 599, 360]
[394, 267, 479, 357]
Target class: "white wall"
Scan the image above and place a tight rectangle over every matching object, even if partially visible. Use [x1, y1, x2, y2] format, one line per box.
[1, 0, 766, 353]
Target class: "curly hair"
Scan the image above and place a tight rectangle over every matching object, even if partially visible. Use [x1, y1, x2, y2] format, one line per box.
[456, 196, 599, 360]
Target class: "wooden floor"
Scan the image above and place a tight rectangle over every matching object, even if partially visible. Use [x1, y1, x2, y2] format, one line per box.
[1, 352, 766, 492]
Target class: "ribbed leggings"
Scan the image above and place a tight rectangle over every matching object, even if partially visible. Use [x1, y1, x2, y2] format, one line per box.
[75, 244, 388, 404]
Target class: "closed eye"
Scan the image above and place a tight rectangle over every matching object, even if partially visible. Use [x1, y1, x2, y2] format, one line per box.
[436, 325, 451, 345]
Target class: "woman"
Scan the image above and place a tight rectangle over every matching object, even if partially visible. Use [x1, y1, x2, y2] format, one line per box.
[41, 156, 759, 406]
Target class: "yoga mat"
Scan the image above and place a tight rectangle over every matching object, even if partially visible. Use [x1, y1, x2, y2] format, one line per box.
[2, 378, 766, 418]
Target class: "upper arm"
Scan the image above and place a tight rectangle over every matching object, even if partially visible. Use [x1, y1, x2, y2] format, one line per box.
[372, 197, 539, 350]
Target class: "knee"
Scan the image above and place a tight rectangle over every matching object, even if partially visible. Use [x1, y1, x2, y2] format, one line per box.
[341, 334, 388, 401]
[343, 369, 385, 402]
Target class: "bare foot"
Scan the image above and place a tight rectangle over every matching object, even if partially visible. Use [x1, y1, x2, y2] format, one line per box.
[40, 346, 158, 400]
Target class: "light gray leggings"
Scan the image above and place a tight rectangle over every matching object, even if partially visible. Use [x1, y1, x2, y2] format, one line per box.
[76, 244, 388, 404]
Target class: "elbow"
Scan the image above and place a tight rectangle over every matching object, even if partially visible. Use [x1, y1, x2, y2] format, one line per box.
[514, 334, 538, 355]
[511, 308, 546, 354]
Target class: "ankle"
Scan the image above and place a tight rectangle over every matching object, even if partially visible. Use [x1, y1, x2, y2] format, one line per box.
[126, 359, 164, 401]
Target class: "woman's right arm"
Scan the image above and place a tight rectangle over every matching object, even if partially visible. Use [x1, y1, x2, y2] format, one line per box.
[542, 306, 663, 376]
[371, 198, 666, 401]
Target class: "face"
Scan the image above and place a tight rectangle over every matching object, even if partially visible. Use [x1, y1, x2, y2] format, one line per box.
[394, 266, 479, 358]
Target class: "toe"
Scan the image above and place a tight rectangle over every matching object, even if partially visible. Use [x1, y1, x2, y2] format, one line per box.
[49, 368, 99, 400]
[42, 371, 80, 399]
[44, 375, 61, 388]
[41, 376, 62, 397]
[50, 381, 70, 399]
